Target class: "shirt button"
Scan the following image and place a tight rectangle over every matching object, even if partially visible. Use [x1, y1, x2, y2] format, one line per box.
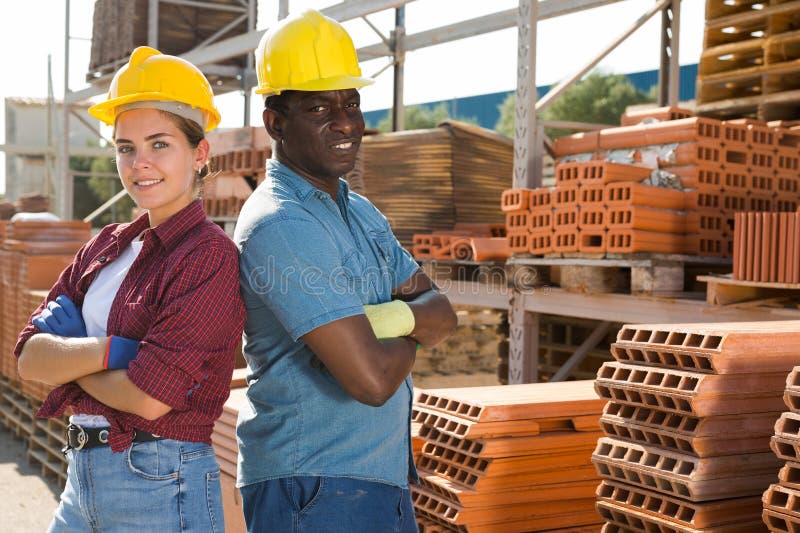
[98, 256, 107, 263]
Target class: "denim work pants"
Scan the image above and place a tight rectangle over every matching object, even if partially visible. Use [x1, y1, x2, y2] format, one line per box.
[240, 476, 418, 533]
[48, 439, 223, 532]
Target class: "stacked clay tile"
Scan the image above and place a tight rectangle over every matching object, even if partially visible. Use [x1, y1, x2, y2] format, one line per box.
[592, 321, 800, 532]
[514, 108, 800, 258]
[412, 224, 508, 262]
[0, 221, 90, 391]
[211, 385, 248, 533]
[205, 126, 269, 218]
[697, 1, 800, 121]
[411, 381, 605, 532]
[732, 211, 800, 283]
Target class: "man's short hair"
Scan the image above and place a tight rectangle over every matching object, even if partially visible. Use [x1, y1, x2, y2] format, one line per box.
[264, 91, 294, 116]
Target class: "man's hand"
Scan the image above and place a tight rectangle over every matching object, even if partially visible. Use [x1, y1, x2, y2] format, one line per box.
[33, 295, 88, 337]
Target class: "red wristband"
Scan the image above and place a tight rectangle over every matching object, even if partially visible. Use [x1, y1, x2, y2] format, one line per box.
[102, 336, 113, 369]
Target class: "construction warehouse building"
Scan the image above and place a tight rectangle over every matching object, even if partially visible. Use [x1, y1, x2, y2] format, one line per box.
[3, 0, 800, 531]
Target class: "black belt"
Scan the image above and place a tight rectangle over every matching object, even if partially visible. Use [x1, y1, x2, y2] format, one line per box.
[64, 423, 163, 452]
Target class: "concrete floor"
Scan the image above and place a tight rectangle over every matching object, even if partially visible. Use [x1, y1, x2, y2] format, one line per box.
[0, 426, 60, 532]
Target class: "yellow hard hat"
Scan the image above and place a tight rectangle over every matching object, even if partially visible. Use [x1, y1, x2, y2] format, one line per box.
[255, 9, 374, 96]
[88, 46, 221, 131]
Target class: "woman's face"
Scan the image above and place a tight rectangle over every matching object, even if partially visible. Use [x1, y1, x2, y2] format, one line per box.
[114, 108, 208, 227]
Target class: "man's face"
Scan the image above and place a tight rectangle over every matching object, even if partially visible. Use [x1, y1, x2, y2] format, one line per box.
[271, 89, 365, 182]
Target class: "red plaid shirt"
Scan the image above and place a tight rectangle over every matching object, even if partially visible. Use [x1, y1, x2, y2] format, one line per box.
[15, 200, 246, 452]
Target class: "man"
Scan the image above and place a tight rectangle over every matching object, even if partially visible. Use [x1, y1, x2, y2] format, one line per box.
[234, 9, 457, 533]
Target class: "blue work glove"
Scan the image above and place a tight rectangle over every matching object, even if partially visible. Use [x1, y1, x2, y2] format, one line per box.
[104, 336, 140, 370]
[32, 295, 87, 337]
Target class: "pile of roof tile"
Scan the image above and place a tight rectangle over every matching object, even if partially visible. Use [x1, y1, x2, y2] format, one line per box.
[411, 381, 605, 532]
[593, 321, 800, 532]
[762, 366, 800, 531]
[0, 221, 90, 397]
[508, 108, 800, 258]
[360, 121, 511, 248]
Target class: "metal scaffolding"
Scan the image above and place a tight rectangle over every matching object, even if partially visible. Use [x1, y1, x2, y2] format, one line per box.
[56, 0, 683, 383]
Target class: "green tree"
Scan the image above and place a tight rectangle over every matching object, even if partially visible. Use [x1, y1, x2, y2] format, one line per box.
[374, 103, 478, 132]
[494, 71, 654, 138]
[86, 155, 136, 227]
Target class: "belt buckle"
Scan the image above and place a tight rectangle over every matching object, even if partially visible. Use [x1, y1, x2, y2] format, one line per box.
[71, 424, 88, 451]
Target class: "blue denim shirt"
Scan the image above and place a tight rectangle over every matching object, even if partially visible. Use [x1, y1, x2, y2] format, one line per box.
[234, 159, 420, 489]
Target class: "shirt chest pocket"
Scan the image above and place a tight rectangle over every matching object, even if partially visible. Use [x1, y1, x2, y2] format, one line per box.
[370, 230, 395, 267]
[116, 302, 155, 340]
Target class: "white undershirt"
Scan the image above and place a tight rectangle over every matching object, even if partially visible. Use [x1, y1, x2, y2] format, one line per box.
[71, 236, 145, 428]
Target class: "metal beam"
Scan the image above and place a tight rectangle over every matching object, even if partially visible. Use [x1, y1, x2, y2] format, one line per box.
[513, 0, 541, 189]
[359, 0, 626, 59]
[69, 0, 627, 104]
[550, 321, 611, 381]
[391, 7, 405, 131]
[83, 189, 129, 223]
[658, 0, 680, 106]
[536, 0, 670, 114]
[148, 0, 159, 49]
[160, 0, 247, 12]
[0, 144, 113, 158]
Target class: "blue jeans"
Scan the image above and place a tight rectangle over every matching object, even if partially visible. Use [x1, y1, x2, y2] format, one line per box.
[48, 439, 223, 532]
[240, 476, 418, 533]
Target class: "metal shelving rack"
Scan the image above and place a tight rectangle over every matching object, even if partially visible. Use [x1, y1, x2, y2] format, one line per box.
[59, 0, 700, 384]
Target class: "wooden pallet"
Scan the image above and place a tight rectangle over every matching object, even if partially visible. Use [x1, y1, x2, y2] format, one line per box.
[699, 274, 800, 306]
[509, 255, 731, 296]
[28, 416, 67, 488]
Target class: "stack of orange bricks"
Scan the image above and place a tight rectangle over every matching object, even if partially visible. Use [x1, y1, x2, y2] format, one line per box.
[0, 221, 90, 402]
[593, 321, 800, 532]
[763, 366, 800, 531]
[411, 381, 605, 532]
[504, 108, 800, 258]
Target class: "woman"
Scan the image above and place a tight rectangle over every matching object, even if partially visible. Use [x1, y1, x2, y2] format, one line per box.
[15, 46, 245, 532]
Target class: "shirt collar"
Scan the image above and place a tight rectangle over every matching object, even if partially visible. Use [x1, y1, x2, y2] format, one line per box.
[110, 199, 206, 251]
[266, 159, 351, 204]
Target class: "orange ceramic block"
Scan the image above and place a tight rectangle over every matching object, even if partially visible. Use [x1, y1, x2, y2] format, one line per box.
[608, 206, 685, 233]
[580, 205, 606, 229]
[581, 161, 651, 185]
[671, 165, 723, 189]
[686, 211, 725, 234]
[412, 234, 435, 258]
[528, 206, 553, 231]
[464, 237, 510, 262]
[723, 169, 749, 192]
[778, 128, 800, 148]
[606, 182, 686, 210]
[501, 188, 533, 213]
[621, 106, 694, 127]
[661, 142, 722, 166]
[643, 116, 721, 145]
[778, 148, 800, 174]
[777, 173, 800, 195]
[597, 500, 764, 532]
[686, 232, 726, 258]
[554, 185, 579, 207]
[451, 223, 507, 238]
[748, 190, 774, 212]
[579, 230, 606, 253]
[553, 228, 579, 253]
[555, 161, 584, 186]
[747, 122, 776, 147]
[506, 212, 530, 233]
[553, 131, 599, 156]
[580, 183, 605, 205]
[607, 229, 687, 254]
[529, 229, 554, 255]
[554, 207, 579, 229]
[722, 122, 748, 150]
[430, 234, 454, 260]
[508, 233, 530, 255]
[748, 148, 776, 171]
[528, 187, 555, 209]
[598, 125, 648, 150]
[777, 198, 799, 212]
[721, 190, 748, 212]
